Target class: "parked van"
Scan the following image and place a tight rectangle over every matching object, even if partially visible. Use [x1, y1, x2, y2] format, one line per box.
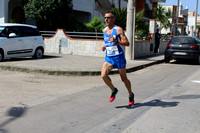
[0, 23, 44, 62]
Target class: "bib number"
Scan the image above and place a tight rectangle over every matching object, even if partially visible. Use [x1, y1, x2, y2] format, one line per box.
[106, 46, 119, 56]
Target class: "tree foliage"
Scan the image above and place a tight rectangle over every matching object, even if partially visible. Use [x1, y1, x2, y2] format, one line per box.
[112, 8, 127, 30]
[23, 0, 73, 30]
[153, 4, 172, 30]
[135, 11, 149, 34]
[86, 17, 105, 32]
[112, 8, 149, 34]
[162, 8, 172, 29]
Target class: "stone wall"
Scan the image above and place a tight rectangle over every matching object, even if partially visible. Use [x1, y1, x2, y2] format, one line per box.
[44, 29, 105, 57]
[44, 29, 168, 59]
[134, 40, 168, 58]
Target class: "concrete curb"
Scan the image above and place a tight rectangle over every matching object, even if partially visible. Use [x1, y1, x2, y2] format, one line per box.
[0, 59, 164, 76]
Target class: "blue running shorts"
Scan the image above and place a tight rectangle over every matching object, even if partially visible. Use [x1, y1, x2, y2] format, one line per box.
[105, 54, 126, 69]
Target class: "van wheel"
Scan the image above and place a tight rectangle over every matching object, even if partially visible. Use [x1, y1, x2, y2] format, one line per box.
[0, 51, 3, 62]
[34, 48, 43, 59]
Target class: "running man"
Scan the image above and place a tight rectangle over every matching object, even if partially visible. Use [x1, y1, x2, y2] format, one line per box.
[101, 11, 134, 106]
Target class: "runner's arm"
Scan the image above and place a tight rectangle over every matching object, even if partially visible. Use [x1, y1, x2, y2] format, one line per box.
[117, 27, 129, 46]
[102, 28, 106, 51]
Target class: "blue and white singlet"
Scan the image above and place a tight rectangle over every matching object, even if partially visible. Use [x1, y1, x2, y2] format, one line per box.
[104, 25, 124, 57]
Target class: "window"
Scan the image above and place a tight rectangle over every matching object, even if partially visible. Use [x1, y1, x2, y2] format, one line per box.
[170, 37, 196, 44]
[8, 26, 23, 37]
[0, 26, 7, 37]
[23, 27, 40, 37]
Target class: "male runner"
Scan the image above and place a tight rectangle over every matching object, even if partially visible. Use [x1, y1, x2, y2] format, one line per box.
[101, 11, 134, 106]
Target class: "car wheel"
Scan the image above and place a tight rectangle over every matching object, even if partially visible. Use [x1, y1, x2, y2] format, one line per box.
[196, 54, 200, 65]
[164, 56, 170, 63]
[0, 51, 3, 62]
[34, 48, 43, 59]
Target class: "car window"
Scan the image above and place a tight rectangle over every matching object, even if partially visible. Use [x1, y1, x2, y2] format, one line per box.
[23, 26, 40, 37]
[8, 26, 23, 37]
[0, 26, 7, 37]
[170, 37, 196, 44]
[195, 38, 200, 44]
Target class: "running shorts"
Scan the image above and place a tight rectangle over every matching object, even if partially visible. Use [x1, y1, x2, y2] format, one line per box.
[105, 54, 126, 69]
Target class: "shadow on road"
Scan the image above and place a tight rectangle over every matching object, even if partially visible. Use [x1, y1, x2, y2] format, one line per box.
[115, 99, 179, 109]
[0, 107, 27, 133]
[170, 59, 198, 65]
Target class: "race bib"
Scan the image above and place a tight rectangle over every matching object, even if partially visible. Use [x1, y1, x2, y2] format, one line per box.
[106, 46, 119, 56]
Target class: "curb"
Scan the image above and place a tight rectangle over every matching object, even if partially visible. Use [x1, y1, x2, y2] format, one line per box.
[0, 60, 164, 76]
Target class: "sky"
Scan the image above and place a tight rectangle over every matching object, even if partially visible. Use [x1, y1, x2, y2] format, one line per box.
[161, 0, 199, 13]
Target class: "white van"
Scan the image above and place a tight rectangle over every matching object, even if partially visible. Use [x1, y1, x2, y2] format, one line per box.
[0, 23, 45, 61]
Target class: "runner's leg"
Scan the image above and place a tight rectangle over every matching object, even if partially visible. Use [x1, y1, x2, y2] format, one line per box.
[101, 62, 115, 91]
[118, 67, 132, 95]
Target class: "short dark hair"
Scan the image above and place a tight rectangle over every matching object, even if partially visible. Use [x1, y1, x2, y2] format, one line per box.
[105, 11, 116, 18]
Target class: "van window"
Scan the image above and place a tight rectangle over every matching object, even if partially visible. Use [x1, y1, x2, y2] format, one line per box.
[23, 27, 40, 37]
[8, 26, 23, 37]
[0, 26, 7, 37]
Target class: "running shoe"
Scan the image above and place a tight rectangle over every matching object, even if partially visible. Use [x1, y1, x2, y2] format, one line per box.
[129, 93, 135, 106]
[109, 88, 118, 102]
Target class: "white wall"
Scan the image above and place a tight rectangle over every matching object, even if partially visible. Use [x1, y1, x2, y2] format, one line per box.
[188, 17, 195, 36]
[0, 0, 9, 23]
[0, 0, 5, 23]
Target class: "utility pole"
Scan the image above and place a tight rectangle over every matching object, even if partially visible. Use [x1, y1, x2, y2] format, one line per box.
[132, 0, 136, 59]
[176, 0, 180, 35]
[194, 0, 198, 36]
[119, 0, 121, 9]
[126, 0, 135, 60]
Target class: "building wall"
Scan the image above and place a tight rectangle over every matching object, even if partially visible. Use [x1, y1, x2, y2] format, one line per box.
[72, 0, 128, 22]
[187, 16, 200, 36]
[0, 0, 9, 23]
[0, 0, 5, 23]
[136, 0, 145, 13]
[188, 17, 195, 36]
[72, 0, 94, 22]
[161, 4, 188, 35]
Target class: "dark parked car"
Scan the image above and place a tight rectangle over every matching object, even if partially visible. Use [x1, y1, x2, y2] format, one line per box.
[164, 36, 200, 64]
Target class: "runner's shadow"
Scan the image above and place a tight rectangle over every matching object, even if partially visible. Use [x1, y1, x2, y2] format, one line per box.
[115, 99, 179, 109]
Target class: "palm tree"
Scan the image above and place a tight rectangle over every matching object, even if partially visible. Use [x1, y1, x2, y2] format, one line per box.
[154, 4, 172, 31]
[135, 11, 144, 32]
[112, 8, 127, 30]
[163, 8, 172, 30]
[153, 4, 166, 22]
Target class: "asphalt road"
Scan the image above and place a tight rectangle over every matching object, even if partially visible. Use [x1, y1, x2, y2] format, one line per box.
[0, 60, 200, 133]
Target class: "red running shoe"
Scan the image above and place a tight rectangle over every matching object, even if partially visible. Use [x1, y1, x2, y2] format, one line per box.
[109, 88, 118, 102]
[129, 93, 135, 106]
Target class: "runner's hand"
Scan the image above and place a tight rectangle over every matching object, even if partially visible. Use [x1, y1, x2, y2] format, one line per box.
[109, 36, 115, 43]
[102, 45, 106, 51]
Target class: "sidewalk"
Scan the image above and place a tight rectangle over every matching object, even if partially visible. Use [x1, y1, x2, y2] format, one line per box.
[0, 53, 164, 76]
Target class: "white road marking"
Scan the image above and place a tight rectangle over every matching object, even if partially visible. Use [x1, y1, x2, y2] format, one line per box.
[191, 80, 200, 83]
